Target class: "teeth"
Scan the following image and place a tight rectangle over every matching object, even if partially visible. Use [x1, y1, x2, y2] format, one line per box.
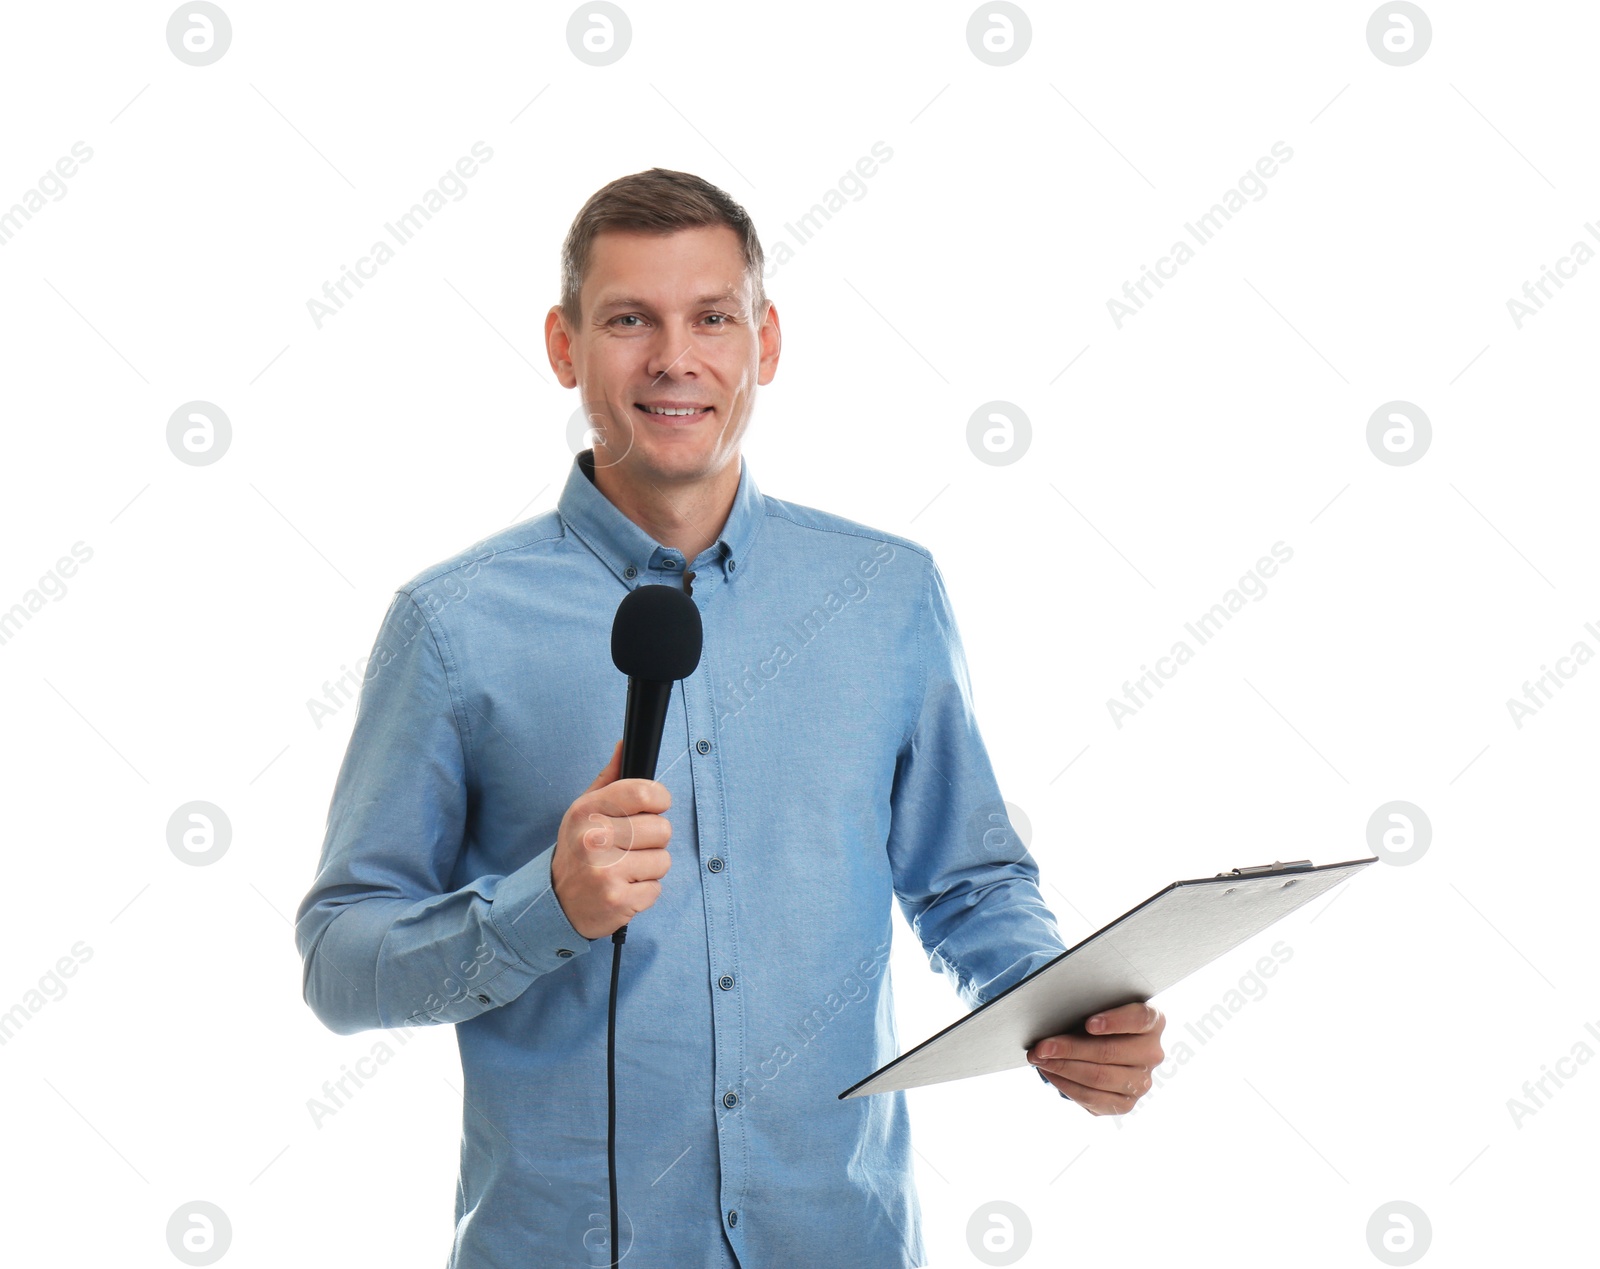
[643, 405, 705, 416]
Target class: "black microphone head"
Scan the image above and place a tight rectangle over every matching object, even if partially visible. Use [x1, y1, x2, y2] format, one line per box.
[611, 582, 704, 681]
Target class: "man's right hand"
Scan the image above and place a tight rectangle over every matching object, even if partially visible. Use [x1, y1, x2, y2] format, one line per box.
[550, 739, 673, 940]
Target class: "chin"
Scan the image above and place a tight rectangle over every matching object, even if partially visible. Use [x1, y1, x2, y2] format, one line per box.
[646, 448, 712, 471]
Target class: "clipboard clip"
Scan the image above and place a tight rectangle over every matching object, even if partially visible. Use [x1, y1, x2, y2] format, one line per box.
[1217, 859, 1314, 878]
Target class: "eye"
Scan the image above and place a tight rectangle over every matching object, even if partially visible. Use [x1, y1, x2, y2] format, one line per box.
[609, 312, 731, 328]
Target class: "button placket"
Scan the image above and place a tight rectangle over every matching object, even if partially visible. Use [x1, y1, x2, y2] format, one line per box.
[685, 621, 746, 1222]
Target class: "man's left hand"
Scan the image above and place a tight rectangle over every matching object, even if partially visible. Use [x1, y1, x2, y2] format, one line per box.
[1027, 1002, 1166, 1115]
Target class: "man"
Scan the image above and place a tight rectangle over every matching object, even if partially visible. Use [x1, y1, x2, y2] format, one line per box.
[294, 167, 1164, 1268]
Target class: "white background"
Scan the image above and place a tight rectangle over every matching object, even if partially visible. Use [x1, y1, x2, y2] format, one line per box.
[1, 2, 1594, 1265]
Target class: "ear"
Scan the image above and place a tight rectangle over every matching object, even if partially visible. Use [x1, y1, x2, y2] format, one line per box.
[546, 306, 579, 387]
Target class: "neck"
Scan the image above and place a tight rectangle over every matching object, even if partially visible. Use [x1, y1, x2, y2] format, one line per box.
[587, 450, 740, 563]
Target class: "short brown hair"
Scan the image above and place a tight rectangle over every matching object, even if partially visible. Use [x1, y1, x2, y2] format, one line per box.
[559, 167, 768, 329]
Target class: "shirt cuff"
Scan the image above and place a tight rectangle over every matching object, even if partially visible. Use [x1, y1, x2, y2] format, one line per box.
[489, 841, 597, 975]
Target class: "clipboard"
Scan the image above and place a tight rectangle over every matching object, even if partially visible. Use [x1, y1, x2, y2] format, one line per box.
[839, 856, 1376, 1099]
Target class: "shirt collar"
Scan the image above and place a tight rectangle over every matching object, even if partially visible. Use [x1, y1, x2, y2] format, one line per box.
[557, 447, 764, 589]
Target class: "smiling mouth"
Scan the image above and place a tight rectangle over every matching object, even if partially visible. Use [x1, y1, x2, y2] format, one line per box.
[635, 404, 712, 420]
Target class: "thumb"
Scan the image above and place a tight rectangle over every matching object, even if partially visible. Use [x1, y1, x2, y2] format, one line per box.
[587, 738, 624, 791]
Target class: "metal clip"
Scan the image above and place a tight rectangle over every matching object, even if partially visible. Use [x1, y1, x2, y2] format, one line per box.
[1216, 859, 1314, 878]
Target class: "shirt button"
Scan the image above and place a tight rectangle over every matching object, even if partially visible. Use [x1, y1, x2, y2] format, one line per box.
[718, 974, 734, 991]
[727, 558, 737, 572]
[722, 1091, 739, 1108]
[696, 738, 711, 754]
[663, 558, 678, 568]
[623, 565, 637, 579]
[556, 948, 574, 958]
[728, 1210, 738, 1228]
[476, 994, 490, 1004]
[707, 857, 724, 873]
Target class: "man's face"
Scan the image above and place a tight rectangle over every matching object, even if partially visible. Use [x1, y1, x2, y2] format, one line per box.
[547, 224, 780, 487]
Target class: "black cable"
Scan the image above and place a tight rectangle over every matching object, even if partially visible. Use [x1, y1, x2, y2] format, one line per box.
[607, 923, 627, 1268]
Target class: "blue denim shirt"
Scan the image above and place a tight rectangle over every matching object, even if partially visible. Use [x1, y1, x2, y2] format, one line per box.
[294, 447, 1069, 1268]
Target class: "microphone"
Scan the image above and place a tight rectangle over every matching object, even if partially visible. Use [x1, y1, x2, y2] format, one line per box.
[602, 580, 702, 1269]
[611, 581, 704, 781]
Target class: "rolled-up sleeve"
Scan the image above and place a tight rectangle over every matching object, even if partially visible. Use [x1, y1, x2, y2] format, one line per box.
[886, 556, 1069, 1011]
[294, 590, 595, 1036]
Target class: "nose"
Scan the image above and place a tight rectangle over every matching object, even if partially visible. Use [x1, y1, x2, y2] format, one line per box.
[645, 331, 705, 383]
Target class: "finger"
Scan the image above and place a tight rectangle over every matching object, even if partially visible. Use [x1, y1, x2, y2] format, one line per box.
[611, 876, 662, 915]
[620, 878, 662, 913]
[586, 739, 623, 791]
[1085, 1002, 1163, 1035]
[591, 777, 673, 819]
[583, 812, 638, 859]
[615, 837, 672, 881]
[1039, 1071, 1140, 1116]
[581, 811, 673, 869]
[579, 814, 623, 866]
[1032, 1057, 1153, 1099]
[609, 808, 673, 851]
[1029, 1033, 1163, 1067]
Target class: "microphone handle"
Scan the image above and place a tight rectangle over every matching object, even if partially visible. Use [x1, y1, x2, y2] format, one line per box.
[620, 677, 673, 781]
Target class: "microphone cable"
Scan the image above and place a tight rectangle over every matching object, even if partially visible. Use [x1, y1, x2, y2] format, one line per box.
[607, 922, 626, 1268]
[603, 574, 701, 1268]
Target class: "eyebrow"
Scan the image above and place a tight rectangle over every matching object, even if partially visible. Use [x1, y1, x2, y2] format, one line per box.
[594, 290, 743, 313]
